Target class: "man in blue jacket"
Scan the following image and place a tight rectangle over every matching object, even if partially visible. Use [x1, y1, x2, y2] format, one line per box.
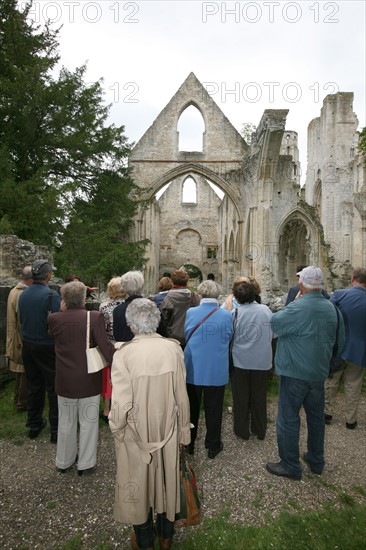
[324, 267, 366, 429]
[18, 259, 61, 442]
[266, 266, 345, 480]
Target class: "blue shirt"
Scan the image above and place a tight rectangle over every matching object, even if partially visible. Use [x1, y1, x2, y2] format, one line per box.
[184, 300, 233, 386]
[19, 282, 60, 345]
[330, 286, 366, 367]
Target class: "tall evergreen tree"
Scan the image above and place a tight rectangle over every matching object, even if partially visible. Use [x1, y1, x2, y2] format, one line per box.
[0, 0, 146, 282]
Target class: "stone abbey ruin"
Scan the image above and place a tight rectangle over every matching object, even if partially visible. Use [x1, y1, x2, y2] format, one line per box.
[129, 73, 365, 297]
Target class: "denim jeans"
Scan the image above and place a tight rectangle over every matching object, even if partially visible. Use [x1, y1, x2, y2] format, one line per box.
[277, 375, 325, 476]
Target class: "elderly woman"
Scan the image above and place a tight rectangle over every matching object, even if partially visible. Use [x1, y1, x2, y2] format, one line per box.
[231, 282, 273, 441]
[221, 275, 261, 310]
[48, 282, 115, 475]
[110, 298, 190, 550]
[113, 270, 167, 342]
[99, 277, 127, 422]
[184, 280, 233, 458]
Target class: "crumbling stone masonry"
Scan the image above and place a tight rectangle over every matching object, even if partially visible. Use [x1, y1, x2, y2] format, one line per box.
[129, 73, 365, 297]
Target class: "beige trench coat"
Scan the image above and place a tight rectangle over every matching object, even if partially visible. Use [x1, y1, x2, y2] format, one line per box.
[109, 333, 191, 525]
[6, 283, 27, 372]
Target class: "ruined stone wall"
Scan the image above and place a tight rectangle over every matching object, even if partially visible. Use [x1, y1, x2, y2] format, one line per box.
[305, 93, 365, 282]
[157, 175, 221, 282]
[0, 235, 54, 384]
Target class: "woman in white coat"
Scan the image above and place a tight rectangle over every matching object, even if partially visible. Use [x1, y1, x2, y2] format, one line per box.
[109, 298, 191, 550]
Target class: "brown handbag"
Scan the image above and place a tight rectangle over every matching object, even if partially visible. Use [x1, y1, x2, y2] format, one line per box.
[174, 447, 201, 528]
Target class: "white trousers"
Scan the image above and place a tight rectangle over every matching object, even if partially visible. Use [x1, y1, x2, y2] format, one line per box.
[56, 394, 100, 471]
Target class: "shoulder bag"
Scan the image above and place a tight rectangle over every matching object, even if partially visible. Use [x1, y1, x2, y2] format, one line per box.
[86, 310, 107, 374]
[174, 446, 201, 528]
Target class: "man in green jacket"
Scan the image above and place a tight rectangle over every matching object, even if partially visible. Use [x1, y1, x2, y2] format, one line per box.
[266, 266, 345, 480]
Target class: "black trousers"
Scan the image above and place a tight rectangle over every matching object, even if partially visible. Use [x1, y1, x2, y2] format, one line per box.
[134, 509, 173, 549]
[187, 383, 225, 451]
[22, 342, 58, 435]
[232, 368, 268, 440]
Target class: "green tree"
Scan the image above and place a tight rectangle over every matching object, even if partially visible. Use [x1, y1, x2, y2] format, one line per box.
[0, 0, 146, 281]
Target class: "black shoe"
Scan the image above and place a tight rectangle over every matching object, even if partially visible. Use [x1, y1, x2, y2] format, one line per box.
[346, 421, 357, 430]
[50, 432, 58, 444]
[78, 466, 95, 477]
[208, 442, 223, 459]
[187, 443, 195, 455]
[324, 414, 332, 425]
[29, 418, 47, 439]
[265, 461, 302, 481]
[302, 453, 323, 475]
[58, 454, 78, 473]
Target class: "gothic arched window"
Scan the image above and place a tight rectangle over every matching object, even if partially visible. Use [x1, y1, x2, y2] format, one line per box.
[177, 105, 205, 151]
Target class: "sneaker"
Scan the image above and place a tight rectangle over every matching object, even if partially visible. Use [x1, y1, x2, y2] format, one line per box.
[265, 461, 302, 481]
[29, 418, 47, 439]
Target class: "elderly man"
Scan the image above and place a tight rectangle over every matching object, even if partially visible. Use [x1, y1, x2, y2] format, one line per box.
[110, 298, 191, 550]
[6, 265, 33, 411]
[18, 259, 61, 443]
[324, 267, 366, 429]
[266, 266, 345, 480]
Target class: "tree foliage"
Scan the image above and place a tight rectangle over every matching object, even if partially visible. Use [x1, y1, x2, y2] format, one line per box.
[0, 0, 146, 283]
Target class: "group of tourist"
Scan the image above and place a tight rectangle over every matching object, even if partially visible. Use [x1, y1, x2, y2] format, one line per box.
[5, 260, 366, 550]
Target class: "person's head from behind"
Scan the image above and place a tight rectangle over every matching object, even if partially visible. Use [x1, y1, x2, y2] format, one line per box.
[197, 280, 221, 299]
[121, 271, 144, 296]
[21, 265, 33, 284]
[107, 277, 127, 300]
[231, 276, 250, 294]
[126, 298, 161, 335]
[31, 259, 55, 282]
[233, 282, 256, 305]
[171, 269, 189, 287]
[158, 276, 173, 292]
[352, 267, 366, 285]
[61, 281, 87, 309]
[297, 266, 324, 291]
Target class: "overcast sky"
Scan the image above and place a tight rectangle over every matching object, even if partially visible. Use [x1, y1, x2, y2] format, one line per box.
[23, 0, 365, 184]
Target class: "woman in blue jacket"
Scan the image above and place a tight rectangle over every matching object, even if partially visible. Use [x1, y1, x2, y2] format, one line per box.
[184, 280, 233, 459]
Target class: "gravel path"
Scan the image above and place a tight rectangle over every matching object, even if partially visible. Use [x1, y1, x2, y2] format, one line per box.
[0, 394, 365, 549]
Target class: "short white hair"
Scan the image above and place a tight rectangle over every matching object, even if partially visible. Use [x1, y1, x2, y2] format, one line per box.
[126, 298, 161, 334]
[198, 280, 221, 298]
[121, 271, 144, 296]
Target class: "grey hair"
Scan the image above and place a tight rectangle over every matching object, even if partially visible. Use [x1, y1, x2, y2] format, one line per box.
[22, 266, 33, 280]
[60, 281, 87, 308]
[198, 280, 221, 298]
[126, 298, 161, 335]
[121, 271, 144, 296]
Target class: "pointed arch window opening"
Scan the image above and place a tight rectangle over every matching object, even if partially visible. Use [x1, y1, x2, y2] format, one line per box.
[177, 105, 205, 152]
[182, 177, 197, 204]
